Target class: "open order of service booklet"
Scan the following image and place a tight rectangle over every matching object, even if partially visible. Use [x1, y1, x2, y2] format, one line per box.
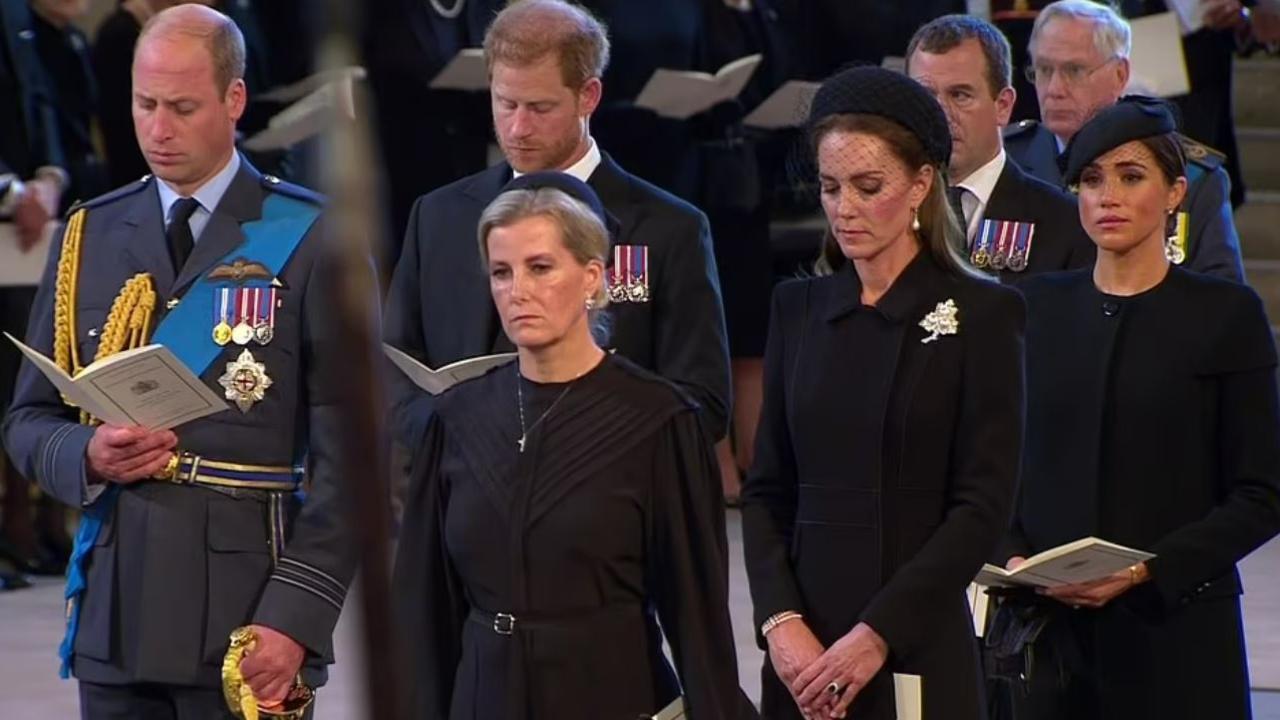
[5, 333, 227, 430]
[383, 344, 516, 396]
[975, 537, 1155, 589]
[634, 54, 763, 120]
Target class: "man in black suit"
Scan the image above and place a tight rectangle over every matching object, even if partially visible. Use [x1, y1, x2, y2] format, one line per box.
[384, 0, 731, 448]
[907, 14, 1094, 282]
[1004, 0, 1245, 282]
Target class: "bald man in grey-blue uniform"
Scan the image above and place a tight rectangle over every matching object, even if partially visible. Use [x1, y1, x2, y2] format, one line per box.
[2, 5, 375, 717]
[1006, 0, 1244, 282]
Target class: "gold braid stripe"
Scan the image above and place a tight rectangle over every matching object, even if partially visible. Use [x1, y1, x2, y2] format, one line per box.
[96, 274, 156, 363]
[53, 209, 86, 377]
[50, 208, 157, 423]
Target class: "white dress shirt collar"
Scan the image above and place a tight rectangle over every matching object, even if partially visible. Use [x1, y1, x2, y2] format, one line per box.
[511, 137, 602, 183]
[155, 152, 241, 242]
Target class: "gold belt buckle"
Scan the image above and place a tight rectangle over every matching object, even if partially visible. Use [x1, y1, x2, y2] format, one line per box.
[154, 452, 199, 484]
[221, 626, 315, 720]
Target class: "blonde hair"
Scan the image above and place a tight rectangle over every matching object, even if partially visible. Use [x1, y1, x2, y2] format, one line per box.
[483, 0, 610, 90]
[478, 187, 611, 341]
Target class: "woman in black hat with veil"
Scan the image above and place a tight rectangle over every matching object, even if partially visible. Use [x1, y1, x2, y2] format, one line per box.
[741, 66, 1026, 720]
[998, 97, 1280, 720]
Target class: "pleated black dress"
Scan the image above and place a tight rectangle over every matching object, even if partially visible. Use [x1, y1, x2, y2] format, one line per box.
[392, 353, 748, 720]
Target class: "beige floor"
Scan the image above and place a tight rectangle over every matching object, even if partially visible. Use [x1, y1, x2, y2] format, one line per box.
[3, 513, 1279, 718]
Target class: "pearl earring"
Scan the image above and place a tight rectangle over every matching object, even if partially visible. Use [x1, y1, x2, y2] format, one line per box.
[585, 296, 596, 310]
[911, 207, 921, 233]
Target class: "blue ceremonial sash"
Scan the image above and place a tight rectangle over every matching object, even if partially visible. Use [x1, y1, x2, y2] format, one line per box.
[59, 193, 321, 677]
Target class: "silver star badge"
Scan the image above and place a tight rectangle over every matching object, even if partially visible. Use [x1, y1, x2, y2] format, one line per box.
[219, 349, 272, 412]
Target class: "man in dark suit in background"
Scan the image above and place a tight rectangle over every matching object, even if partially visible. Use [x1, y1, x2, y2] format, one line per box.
[907, 14, 1094, 282]
[1004, 0, 1245, 282]
[384, 0, 731, 449]
[0, 0, 74, 585]
[363, 0, 495, 267]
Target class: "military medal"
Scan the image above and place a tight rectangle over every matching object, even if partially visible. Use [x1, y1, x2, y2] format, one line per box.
[989, 221, 1012, 270]
[1006, 222, 1035, 272]
[251, 287, 276, 345]
[608, 245, 629, 303]
[627, 245, 650, 303]
[219, 349, 272, 412]
[1166, 211, 1189, 265]
[212, 288, 233, 346]
[231, 287, 254, 345]
[970, 220, 996, 269]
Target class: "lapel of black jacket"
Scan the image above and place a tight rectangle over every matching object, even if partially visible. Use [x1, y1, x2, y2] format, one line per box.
[983, 159, 1029, 222]
[171, 157, 263, 298]
[120, 177, 176, 296]
[587, 152, 643, 248]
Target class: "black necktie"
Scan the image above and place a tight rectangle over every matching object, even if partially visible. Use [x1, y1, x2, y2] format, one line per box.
[167, 197, 201, 273]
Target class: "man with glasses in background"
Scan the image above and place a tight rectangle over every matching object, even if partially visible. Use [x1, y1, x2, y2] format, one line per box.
[1005, 0, 1244, 281]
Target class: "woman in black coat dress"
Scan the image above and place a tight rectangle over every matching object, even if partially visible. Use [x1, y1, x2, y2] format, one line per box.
[391, 172, 748, 720]
[1001, 97, 1280, 720]
[741, 67, 1025, 720]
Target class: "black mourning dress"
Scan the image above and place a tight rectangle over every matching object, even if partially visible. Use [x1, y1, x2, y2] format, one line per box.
[393, 353, 747, 720]
[743, 253, 1026, 720]
[1005, 266, 1280, 720]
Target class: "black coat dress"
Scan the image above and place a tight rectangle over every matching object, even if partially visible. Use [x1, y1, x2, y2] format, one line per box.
[742, 252, 1026, 720]
[392, 354, 748, 720]
[1003, 267, 1280, 720]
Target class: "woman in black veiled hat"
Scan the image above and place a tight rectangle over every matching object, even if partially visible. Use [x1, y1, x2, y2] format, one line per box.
[997, 97, 1280, 720]
[741, 66, 1026, 720]
[390, 172, 751, 720]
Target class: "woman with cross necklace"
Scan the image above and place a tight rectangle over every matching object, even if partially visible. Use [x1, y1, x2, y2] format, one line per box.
[391, 172, 750, 720]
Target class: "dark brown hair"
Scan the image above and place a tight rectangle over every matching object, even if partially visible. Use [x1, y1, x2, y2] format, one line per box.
[1137, 133, 1186, 186]
[906, 14, 1012, 98]
[810, 114, 981, 279]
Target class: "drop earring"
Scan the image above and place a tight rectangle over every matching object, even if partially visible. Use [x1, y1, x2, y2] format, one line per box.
[911, 207, 921, 233]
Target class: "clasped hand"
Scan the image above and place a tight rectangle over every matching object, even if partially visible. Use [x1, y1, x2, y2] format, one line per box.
[86, 424, 177, 485]
[766, 619, 888, 719]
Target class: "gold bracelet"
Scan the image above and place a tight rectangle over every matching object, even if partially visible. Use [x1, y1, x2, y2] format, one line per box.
[761, 610, 803, 637]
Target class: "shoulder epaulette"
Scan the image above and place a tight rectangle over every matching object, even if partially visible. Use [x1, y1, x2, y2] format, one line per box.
[64, 174, 153, 218]
[1002, 119, 1041, 141]
[1178, 134, 1225, 171]
[260, 174, 326, 205]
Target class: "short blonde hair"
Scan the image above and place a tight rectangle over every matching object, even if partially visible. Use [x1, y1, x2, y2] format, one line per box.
[478, 187, 611, 339]
[483, 0, 610, 90]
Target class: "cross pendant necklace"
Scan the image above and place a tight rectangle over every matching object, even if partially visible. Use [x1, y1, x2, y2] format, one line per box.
[516, 367, 576, 453]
